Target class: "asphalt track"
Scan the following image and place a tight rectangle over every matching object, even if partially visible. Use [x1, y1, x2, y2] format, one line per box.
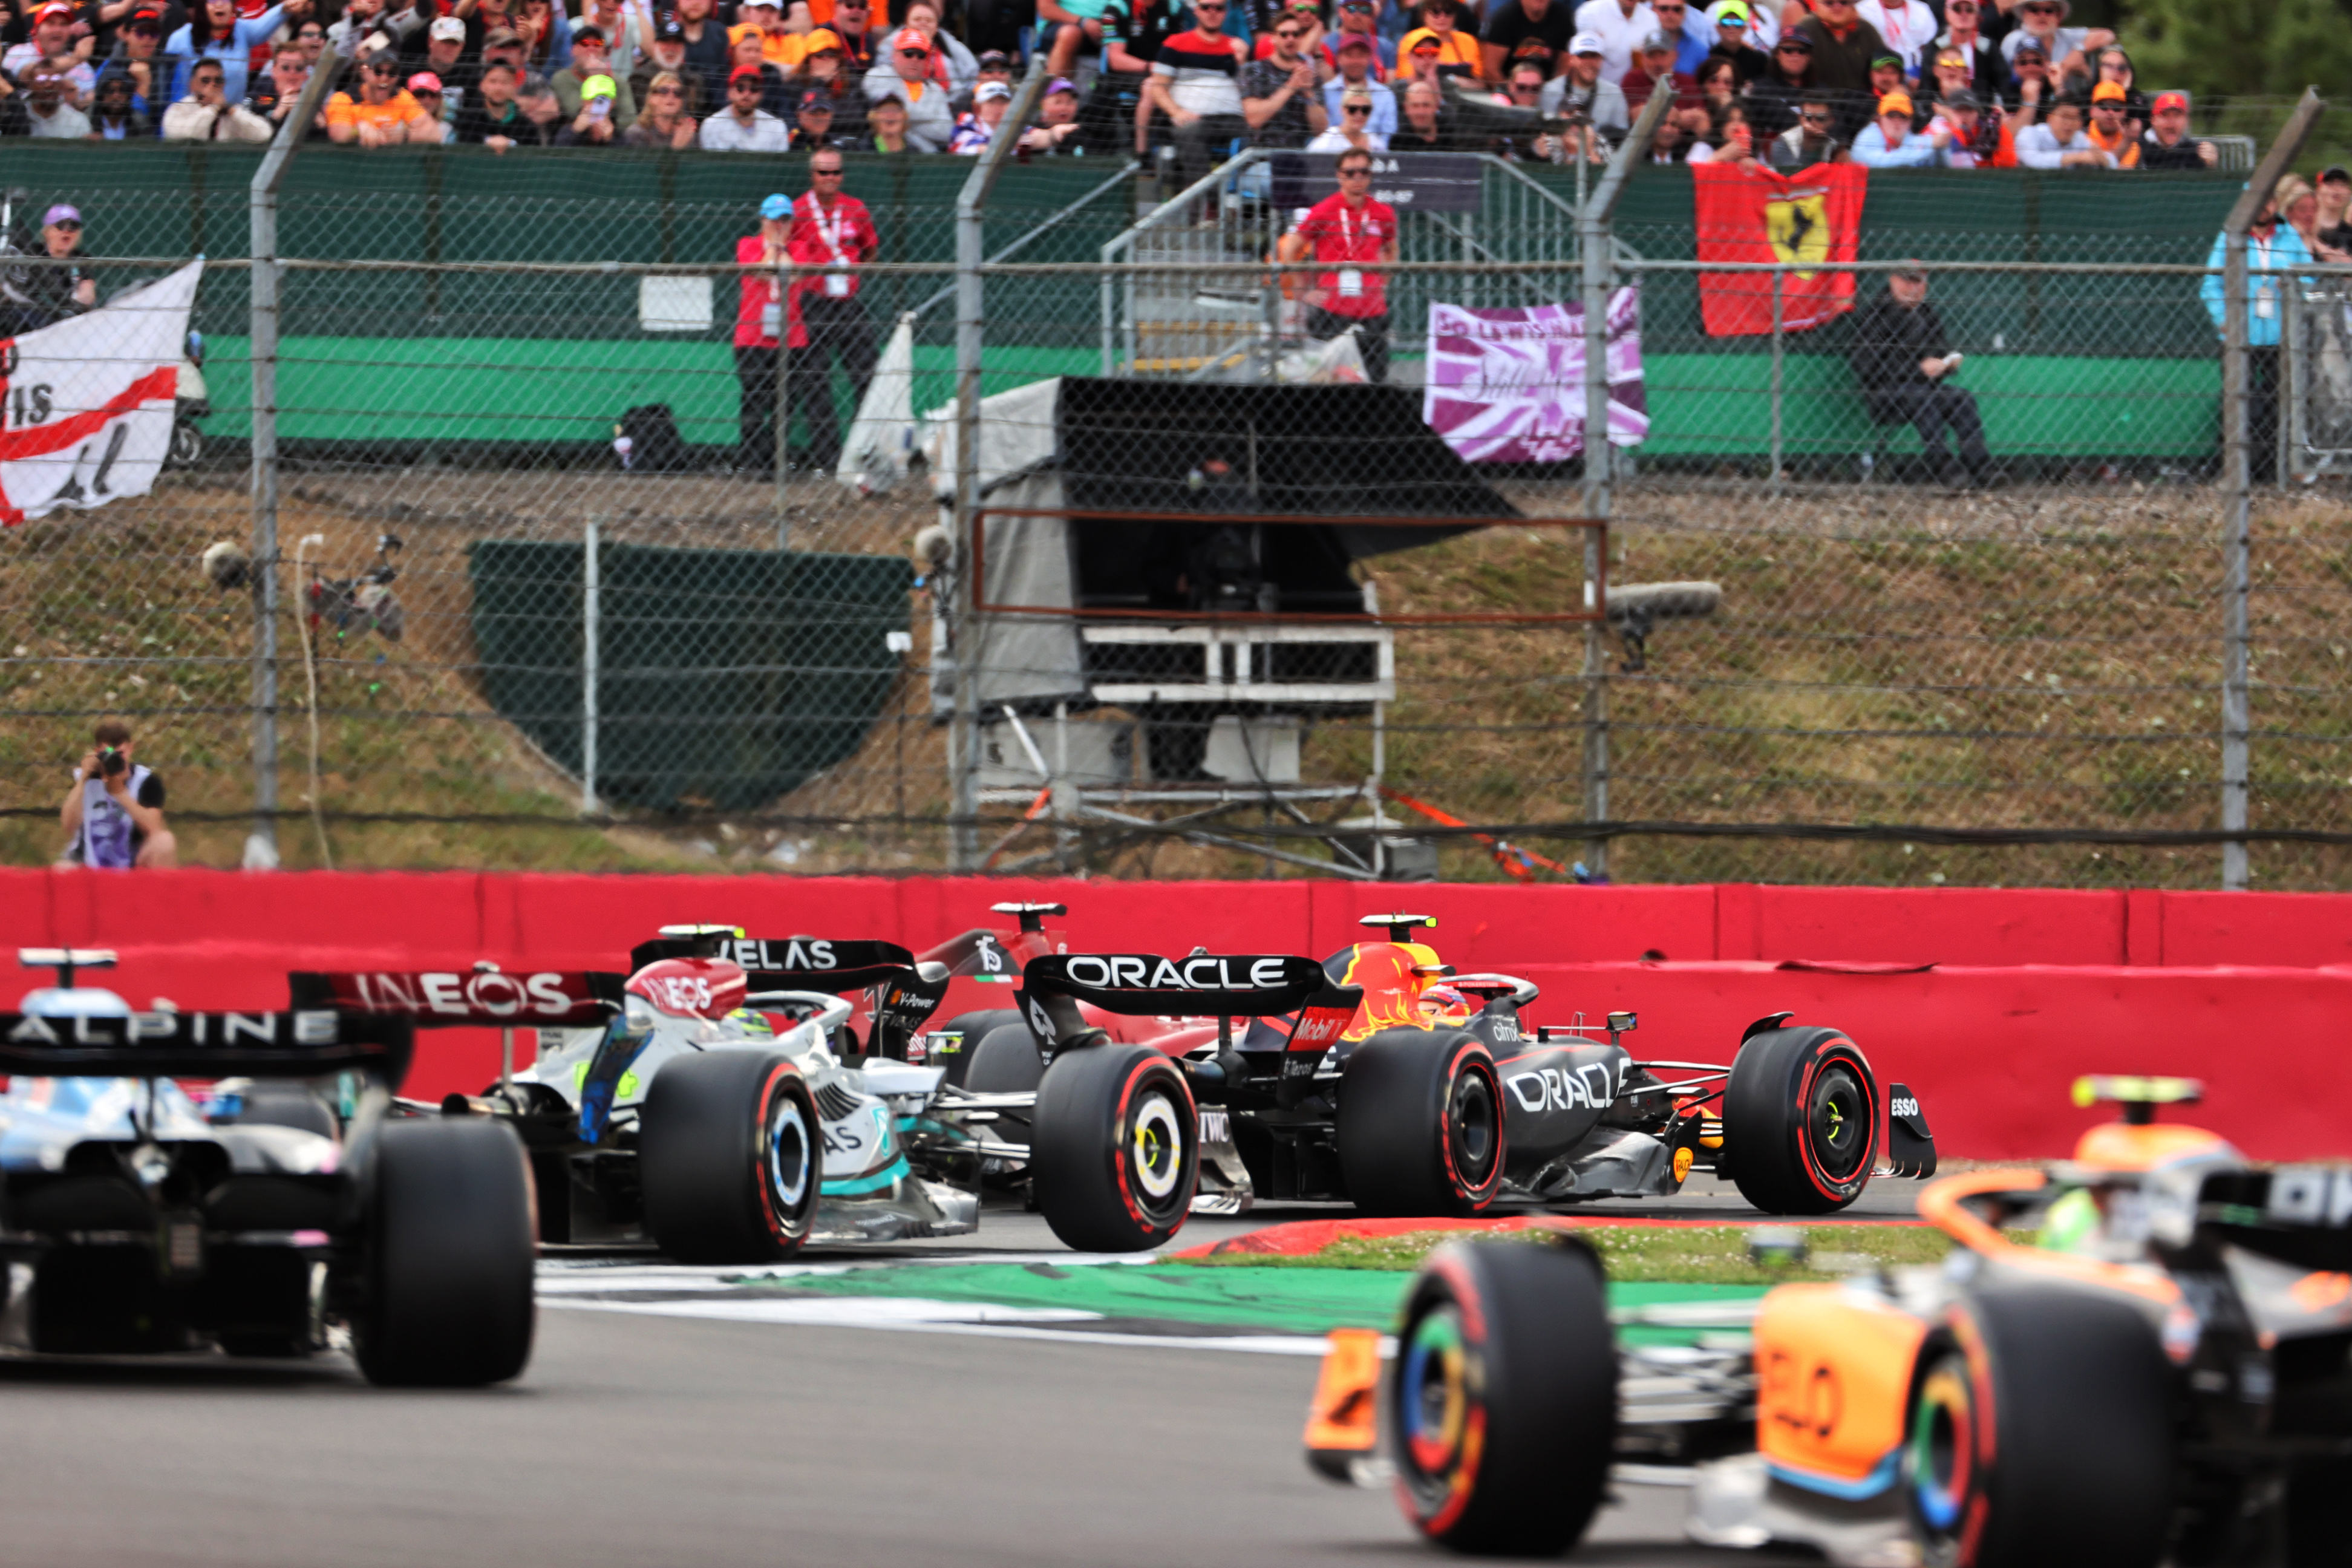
[1, 1178, 1872, 1567]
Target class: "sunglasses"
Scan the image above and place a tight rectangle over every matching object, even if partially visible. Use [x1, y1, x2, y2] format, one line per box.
[1776, 42, 1805, 51]
[900, 45, 929, 55]
[1275, 25, 1305, 36]
[1800, 110, 1832, 122]
[812, 165, 843, 174]
[731, 79, 762, 88]
[1344, 102, 1370, 112]
[651, 83, 681, 93]
[803, 101, 832, 111]
[1338, 165, 1371, 175]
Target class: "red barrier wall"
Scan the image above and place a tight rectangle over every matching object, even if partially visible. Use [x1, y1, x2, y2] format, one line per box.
[5, 868, 2349, 1149]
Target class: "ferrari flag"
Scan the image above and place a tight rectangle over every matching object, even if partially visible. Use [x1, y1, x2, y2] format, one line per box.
[0, 258, 201, 525]
[1693, 163, 1867, 338]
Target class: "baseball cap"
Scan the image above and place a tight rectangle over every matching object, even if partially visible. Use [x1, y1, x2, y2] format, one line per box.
[408, 70, 444, 91]
[1878, 90, 1911, 115]
[572, 25, 605, 45]
[2323, 165, 2352, 185]
[1045, 76, 1077, 94]
[1410, 31, 1439, 50]
[1639, 28, 1672, 50]
[759, 192, 793, 220]
[654, 11, 684, 38]
[975, 79, 1011, 101]
[1869, 52, 1900, 69]
[1934, 48, 1967, 67]
[1774, 30, 1811, 48]
[429, 15, 465, 39]
[730, 64, 765, 83]
[42, 203, 81, 227]
[796, 87, 833, 109]
[802, 27, 843, 50]
[1569, 30, 1603, 53]
[2091, 79, 2125, 103]
[581, 72, 617, 99]
[484, 25, 522, 45]
[1336, 31, 1373, 49]
[1892, 259, 1927, 281]
[741, 0, 779, 8]
[892, 26, 928, 49]
[976, 48, 1009, 67]
[2151, 89, 2188, 113]
[1714, 1, 1748, 19]
[34, 2, 72, 21]
[1944, 88, 1979, 111]
[2010, 36, 2046, 56]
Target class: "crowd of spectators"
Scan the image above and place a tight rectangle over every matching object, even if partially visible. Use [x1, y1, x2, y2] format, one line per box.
[0, 0, 2246, 170]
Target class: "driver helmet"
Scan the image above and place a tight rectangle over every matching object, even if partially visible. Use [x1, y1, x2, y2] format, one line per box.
[1416, 984, 1471, 1027]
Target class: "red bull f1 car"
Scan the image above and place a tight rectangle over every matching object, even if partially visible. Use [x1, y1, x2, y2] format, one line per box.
[0, 948, 534, 1385]
[1305, 1076, 2352, 1568]
[1002, 913, 1936, 1252]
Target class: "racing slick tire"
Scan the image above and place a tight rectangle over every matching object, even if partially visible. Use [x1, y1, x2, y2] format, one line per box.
[1391, 1237, 1616, 1555]
[1904, 1284, 2172, 1568]
[1336, 1029, 1505, 1218]
[639, 1050, 822, 1265]
[930, 1008, 1025, 1089]
[964, 1022, 1045, 1147]
[1722, 1025, 1878, 1215]
[1031, 1042, 1197, 1252]
[350, 1117, 535, 1388]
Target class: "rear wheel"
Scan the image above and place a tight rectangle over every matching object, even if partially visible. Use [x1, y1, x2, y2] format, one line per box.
[1391, 1237, 1616, 1555]
[1905, 1285, 2172, 1568]
[1336, 1028, 1504, 1217]
[350, 1118, 535, 1387]
[929, 1007, 1024, 1089]
[1031, 1043, 1197, 1252]
[1722, 1025, 1878, 1215]
[964, 1022, 1045, 1147]
[639, 1050, 821, 1264]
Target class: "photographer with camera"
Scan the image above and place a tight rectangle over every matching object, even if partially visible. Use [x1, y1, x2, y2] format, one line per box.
[58, 720, 177, 871]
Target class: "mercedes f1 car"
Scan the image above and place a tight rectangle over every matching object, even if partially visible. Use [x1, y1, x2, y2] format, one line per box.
[294, 902, 1226, 1263]
[0, 948, 534, 1385]
[1307, 1076, 2352, 1567]
[1002, 913, 1936, 1251]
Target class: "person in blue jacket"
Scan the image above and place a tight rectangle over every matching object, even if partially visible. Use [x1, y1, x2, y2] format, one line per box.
[2200, 175, 2314, 483]
[1851, 89, 1941, 166]
[166, 0, 315, 106]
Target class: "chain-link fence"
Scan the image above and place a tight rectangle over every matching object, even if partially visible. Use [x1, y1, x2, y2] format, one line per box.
[2, 143, 2347, 888]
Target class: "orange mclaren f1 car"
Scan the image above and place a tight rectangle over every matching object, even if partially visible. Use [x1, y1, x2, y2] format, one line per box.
[1305, 1076, 2352, 1567]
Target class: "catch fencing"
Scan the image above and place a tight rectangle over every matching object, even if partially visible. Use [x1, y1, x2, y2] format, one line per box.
[1, 141, 2346, 889]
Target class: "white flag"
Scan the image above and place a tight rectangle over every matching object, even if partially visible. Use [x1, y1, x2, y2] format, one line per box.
[1, 258, 203, 526]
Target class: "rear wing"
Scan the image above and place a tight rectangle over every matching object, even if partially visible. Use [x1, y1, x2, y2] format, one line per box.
[628, 935, 922, 993]
[0, 1007, 411, 1083]
[290, 969, 622, 1027]
[626, 934, 947, 1053]
[1016, 952, 1344, 1050]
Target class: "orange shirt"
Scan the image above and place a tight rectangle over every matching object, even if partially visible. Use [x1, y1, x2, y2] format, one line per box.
[325, 89, 425, 136]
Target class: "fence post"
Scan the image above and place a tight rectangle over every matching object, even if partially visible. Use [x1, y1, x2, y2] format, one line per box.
[243, 45, 347, 872]
[1573, 90, 1671, 881]
[774, 254, 792, 547]
[949, 61, 1050, 871]
[2217, 88, 2326, 892]
[1769, 267, 1784, 497]
[582, 513, 600, 815]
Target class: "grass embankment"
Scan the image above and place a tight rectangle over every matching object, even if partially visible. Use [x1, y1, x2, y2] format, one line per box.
[7, 467, 2348, 886]
[1180, 1223, 1954, 1286]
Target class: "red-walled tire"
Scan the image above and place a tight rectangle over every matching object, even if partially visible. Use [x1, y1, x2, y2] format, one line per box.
[1031, 1043, 1197, 1252]
[1390, 1237, 1616, 1555]
[1723, 1025, 1878, 1215]
[639, 1050, 821, 1264]
[1337, 1029, 1505, 1218]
